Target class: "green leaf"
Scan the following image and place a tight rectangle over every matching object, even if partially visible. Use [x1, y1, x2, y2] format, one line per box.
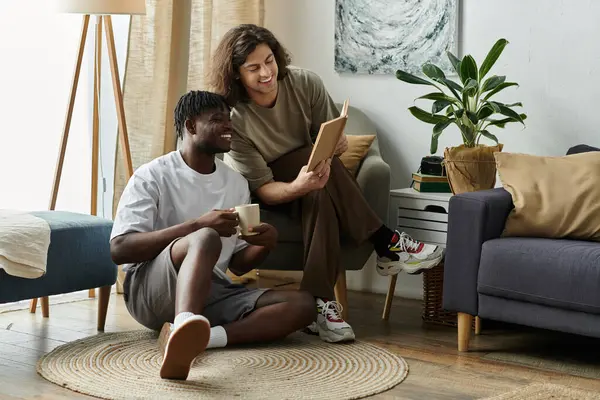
[487, 114, 527, 128]
[433, 120, 453, 135]
[408, 106, 450, 124]
[463, 78, 479, 97]
[490, 102, 525, 125]
[477, 104, 494, 120]
[459, 55, 478, 83]
[481, 75, 506, 92]
[434, 77, 463, 100]
[430, 134, 440, 154]
[416, 93, 457, 104]
[446, 105, 456, 116]
[432, 99, 453, 114]
[479, 130, 499, 144]
[396, 70, 434, 86]
[454, 109, 465, 119]
[430, 120, 453, 154]
[479, 38, 509, 79]
[486, 101, 501, 113]
[504, 102, 523, 108]
[447, 51, 462, 75]
[466, 111, 479, 124]
[422, 63, 446, 80]
[483, 82, 519, 101]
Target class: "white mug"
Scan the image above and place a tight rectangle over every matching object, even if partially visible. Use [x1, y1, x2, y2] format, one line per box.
[235, 204, 260, 236]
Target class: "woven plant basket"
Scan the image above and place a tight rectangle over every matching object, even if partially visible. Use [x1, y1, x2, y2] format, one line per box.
[443, 144, 503, 194]
[422, 262, 476, 329]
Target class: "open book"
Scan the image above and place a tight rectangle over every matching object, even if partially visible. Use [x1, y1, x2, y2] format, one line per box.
[306, 99, 349, 171]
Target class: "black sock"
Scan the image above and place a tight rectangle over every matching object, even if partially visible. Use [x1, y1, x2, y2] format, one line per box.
[370, 225, 399, 259]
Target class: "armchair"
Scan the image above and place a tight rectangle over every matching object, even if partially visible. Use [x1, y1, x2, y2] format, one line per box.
[443, 144, 600, 351]
[257, 104, 391, 316]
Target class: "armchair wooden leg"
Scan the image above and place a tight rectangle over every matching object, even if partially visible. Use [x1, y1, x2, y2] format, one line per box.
[29, 298, 38, 313]
[41, 296, 50, 318]
[334, 270, 348, 320]
[382, 275, 398, 321]
[458, 312, 473, 352]
[97, 285, 111, 331]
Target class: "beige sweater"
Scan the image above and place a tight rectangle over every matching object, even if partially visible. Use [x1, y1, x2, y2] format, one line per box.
[224, 67, 338, 191]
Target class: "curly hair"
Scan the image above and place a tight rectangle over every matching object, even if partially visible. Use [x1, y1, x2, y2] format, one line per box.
[173, 90, 230, 139]
[209, 24, 292, 106]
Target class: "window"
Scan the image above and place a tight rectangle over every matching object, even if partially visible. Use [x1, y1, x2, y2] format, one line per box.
[0, 1, 93, 212]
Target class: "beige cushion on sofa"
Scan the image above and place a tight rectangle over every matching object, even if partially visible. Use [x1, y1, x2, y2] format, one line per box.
[495, 151, 600, 241]
[339, 135, 376, 176]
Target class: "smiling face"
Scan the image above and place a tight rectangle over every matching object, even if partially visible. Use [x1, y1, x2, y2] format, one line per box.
[185, 107, 233, 154]
[238, 43, 279, 101]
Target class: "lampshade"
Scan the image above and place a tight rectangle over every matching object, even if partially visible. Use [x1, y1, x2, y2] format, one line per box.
[55, 0, 146, 15]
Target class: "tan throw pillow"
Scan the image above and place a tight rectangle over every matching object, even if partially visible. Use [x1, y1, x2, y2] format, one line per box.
[495, 151, 600, 241]
[339, 135, 376, 175]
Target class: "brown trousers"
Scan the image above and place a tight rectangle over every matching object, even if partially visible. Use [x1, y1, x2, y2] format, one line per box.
[266, 146, 383, 299]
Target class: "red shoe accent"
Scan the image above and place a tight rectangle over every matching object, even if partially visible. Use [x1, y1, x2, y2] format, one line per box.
[408, 242, 425, 253]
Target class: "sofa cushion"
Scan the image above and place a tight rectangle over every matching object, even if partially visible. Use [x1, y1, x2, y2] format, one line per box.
[495, 151, 600, 242]
[478, 237, 600, 315]
[259, 208, 302, 243]
[339, 134, 376, 176]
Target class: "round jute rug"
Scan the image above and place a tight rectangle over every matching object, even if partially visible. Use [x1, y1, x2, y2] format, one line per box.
[37, 330, 408, 400]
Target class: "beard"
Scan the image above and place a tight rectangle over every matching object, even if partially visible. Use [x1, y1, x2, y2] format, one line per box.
[194, 141, 229, 155]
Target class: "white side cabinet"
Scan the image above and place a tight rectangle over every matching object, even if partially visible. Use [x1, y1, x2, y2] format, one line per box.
[381, 188, 453, 321]
[388, 188, 452, 248]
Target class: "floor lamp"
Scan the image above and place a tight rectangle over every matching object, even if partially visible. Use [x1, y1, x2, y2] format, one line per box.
[29, 0, 144, 316]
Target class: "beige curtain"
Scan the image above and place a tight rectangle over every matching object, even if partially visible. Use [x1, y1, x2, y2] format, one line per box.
[113, 0, 264, 289]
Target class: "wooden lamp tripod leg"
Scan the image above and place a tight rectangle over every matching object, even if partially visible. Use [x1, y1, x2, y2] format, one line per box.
[105, 15, 134, 178]
[88, 15, 103, 299]
[30, 15, 91, 316]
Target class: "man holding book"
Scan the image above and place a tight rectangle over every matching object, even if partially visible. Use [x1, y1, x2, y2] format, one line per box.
[209, 24, 444, 343]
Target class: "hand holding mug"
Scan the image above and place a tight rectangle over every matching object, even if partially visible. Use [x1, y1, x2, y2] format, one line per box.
[240, 223, 278, 249]
[196, 209, 239, 237]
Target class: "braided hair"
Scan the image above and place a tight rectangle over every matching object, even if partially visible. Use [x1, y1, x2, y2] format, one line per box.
[174, 90, 231, 139]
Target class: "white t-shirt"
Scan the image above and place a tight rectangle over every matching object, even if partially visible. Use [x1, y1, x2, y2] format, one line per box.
[110, 150, 250, 281]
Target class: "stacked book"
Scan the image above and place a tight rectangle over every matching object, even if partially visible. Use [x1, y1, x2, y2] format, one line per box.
[411, 172, 452, 193]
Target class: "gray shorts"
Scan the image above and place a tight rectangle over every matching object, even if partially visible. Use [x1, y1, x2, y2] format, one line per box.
[123, 239, 269, 331]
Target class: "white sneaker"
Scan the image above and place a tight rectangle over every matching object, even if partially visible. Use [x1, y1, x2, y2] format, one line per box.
[376, 231, 444, 276]
[315, 298, 355, 343]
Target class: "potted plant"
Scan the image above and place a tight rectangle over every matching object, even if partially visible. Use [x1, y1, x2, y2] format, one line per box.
[395, 39, 527, 194]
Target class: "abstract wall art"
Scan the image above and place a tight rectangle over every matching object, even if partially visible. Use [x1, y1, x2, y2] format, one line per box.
[334, 0, 458, 75]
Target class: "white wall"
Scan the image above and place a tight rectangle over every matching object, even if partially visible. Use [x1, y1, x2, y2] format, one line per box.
[264, 0, 600, 299]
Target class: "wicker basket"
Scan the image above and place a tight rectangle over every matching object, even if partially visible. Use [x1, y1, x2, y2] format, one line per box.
[421, 262, 459, 326]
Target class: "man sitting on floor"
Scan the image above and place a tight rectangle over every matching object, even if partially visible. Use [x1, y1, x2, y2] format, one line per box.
[109, 90, 315, 381]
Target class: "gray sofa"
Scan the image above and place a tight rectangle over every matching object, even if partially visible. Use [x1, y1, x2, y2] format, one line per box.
[443, 144, 600, 351]
[257, 104, 391, 314]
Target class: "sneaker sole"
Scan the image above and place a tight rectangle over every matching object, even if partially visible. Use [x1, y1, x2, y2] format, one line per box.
[377, 255, 443, 276]
[319, 328, 355, 343]
[403, 256, 443, 275]
[159, 317, 210, 380]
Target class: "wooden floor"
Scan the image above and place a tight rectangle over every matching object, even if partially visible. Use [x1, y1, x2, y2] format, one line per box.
[1, 282, 600, 399]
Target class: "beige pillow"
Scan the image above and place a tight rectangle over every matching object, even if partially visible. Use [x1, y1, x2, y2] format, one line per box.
[495, 151, 600, 241]
[339, 135, 376, 175]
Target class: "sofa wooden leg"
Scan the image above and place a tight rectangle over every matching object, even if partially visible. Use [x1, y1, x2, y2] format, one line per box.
[97, 285, 111, 331]
[41, 296, 49, 318]
[458, 312, 473, 352]
[29, 298, 38, 313]
[382, 275, 398, 321]
[334, 270, 348, 320]
[475, 316, 482, 335]
[89, 288, 96, 298]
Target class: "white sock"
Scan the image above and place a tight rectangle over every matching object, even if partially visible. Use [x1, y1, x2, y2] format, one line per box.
[206, 326, 228, 349]
[173, 312, 195, 329]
